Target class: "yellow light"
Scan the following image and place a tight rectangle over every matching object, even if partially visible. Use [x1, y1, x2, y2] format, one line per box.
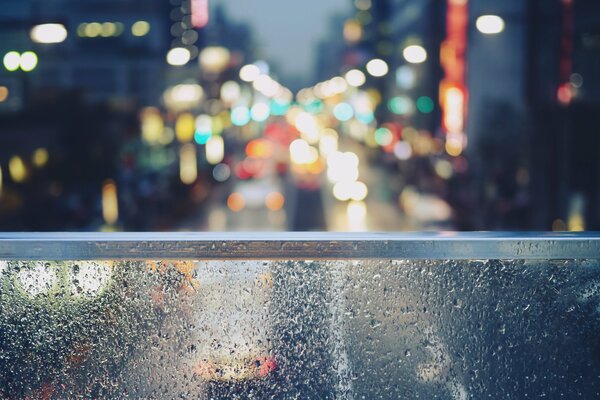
[366, 58, 388, 77]
[567, 214, 585, 232]
[32, 148, 49, 167]
[345, 69, 366, 87]
[179, 143, 198, 184]
[131, 21, 151, 37]
[265, 192, 285, 211]
[3, 52, 20, 72]
[102, 180, 119, 225]
[9, 156, 27, 183]
[445, 133, 464, 157]
[443, 87, 465, 133]
[239, 64, 260, 82]
[343, 19, 363, 43]
[205, 136, 224, 165]
[77, 23, 87, 37]
[85, 22, 102, 38]
[101, 22, 116, 37]
[30, 23, 68, 44]
[0, 86, 8, 102]
[20, 51, 38, 72]
[476, 15, 505, 35]
[141, 107, 164, 144]
[176, 113, 196, 143]
[403, 45, 427, 64]
[199, 46, 231, 73]
[167, 47, 191, 66]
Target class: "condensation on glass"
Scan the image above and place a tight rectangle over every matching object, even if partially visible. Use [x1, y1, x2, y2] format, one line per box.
[0, 236, 599, 398]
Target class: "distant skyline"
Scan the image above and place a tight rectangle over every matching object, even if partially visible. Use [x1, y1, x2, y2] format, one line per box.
[217, 0, 349, 88]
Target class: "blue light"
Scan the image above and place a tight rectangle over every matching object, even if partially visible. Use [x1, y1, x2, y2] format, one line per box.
[333, 102, 354, 122]
[231, 106, 251, 126]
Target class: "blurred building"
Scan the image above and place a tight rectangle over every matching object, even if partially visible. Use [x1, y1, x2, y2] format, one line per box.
[466, 0, 600, 230]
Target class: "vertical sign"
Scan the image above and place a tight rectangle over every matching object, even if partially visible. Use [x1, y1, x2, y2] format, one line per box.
[191, 0, 210, 28]
[439, 0, 468, 156]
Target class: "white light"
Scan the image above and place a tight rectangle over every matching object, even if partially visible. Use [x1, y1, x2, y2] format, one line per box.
[345, 69, 366, 87]
[347, 200, 367, 231]
[70, 262, 112, 297]
[30, 23, 68, 44]
[476, 15, 505, 34]
[251, 102, 270, 122]
[403, 45, 427, 64]
[163, 83, 204, 111]
[393, 141, 412, 160]
[333, 181, 367, 202]
[3, 52, 20, 71]
[19, 51, 38, 72]
[206, 136, 224, 165]
[17, 262, 58, 297]
[289, 139, 318, 165]
[327, 151, 359, 183]
[166, 47, 191, 66]
[220, 81, 241, 104]
[195, 114, 212, 133]
[366, 58, 389, 77]
[239, 64, 261, 82]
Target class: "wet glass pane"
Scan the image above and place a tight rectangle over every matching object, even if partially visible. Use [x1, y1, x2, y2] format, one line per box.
[1, 258, 599, 398]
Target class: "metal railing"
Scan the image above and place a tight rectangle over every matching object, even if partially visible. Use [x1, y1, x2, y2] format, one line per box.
[0, 232, 599, 399]
[0, 231, 598, 259]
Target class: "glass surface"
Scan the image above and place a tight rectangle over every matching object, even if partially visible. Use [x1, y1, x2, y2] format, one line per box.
[1, 258, 599, 398]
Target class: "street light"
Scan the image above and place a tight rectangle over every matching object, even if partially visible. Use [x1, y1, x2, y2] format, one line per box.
[166, 47, 191, 66]
[19, 52, 38, 72]
[402, 45, 427, 64]
[476, 15, 505, 34]
[3, 52, 20, 71]
[3, 51, 38, 72]
[30, 23, 68, 44]
[366, 58, 388, 77]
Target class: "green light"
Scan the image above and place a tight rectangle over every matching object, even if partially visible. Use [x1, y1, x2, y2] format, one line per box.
[416, 96, 434, 113]
[333, 102, 354, 122]
[387, 96, 414, 115]
[231, 106, 251, 126]
[374, 127, 393, 146]
[304, 99, 324, 114]
[271, 99, 290, 116]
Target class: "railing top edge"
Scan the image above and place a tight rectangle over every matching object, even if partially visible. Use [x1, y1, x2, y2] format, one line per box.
[0, 232, 598, 260]
[0, 231, 599, 241]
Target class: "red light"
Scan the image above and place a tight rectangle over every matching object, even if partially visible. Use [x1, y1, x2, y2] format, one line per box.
[557, 83, 572, 105]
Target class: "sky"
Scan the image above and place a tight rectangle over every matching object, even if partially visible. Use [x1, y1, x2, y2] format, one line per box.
[218, 0, 349, 87]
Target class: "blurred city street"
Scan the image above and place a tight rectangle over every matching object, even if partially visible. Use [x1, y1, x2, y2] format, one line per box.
[0, 0, 598, 232]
